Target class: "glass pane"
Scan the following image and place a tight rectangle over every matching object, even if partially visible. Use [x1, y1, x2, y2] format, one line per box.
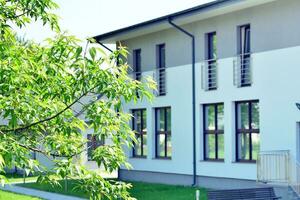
[167, 135, 172, 158]
[252, 133, 260, 160]
[157, 134, 165, 157]
[238, 103, 249, 129]
[251, 102, 259, 129]
[157, 109, 165, 131]
[217, 134, 224, 159]
[217, 105, 224, 130]
[205, 134, 216, 159]
[167, 108, 171, 131]
[133, 110, 142, 132]
[143, 134, 147, 156]
[205, 105, 215, 130]
[142, 109, 147, 132]
[238, 133, 250, 160]
[207, 32, 217, 60]
[134, 135, 142, 156]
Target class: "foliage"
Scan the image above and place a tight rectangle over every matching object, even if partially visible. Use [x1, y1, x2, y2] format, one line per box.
[19, 179, 208, 200]
[0, 0, 155, 199]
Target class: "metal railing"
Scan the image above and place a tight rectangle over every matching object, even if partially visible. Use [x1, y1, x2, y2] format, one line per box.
[201, 59, 218, 91]
[290, 158, 300, 196]
[257, 150, 290, 183]
[154, 68, 166, 96]
[257, 150, 300, 197]
[233, 53, 252, 87]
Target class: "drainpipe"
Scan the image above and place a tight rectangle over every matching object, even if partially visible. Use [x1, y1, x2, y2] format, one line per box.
[168, 18, 197, 186]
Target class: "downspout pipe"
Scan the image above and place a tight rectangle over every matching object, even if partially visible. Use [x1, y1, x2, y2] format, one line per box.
[168, 18, 197, 186]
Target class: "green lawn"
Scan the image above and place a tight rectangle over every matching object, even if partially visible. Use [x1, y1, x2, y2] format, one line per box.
[0, 190, 41, 200]
[19, 179, 207, 200]
[5, 173, 38, 183]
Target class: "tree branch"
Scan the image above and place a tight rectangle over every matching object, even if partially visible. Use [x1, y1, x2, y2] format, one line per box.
[1, 86, 98, 133]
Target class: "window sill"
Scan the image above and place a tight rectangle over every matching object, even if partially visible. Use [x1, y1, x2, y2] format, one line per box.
[130, 156, 147, 159]
[232, 160, 256, 164]
[200, 159, 224, 163]
[153, 157, 172, 160]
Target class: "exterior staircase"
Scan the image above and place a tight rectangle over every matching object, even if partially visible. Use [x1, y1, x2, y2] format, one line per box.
[257, 150, 300, 199]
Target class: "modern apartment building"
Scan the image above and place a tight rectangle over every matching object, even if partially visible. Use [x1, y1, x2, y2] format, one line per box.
[94, 0, 300, 194]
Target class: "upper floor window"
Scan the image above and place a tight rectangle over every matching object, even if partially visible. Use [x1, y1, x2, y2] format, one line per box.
[132, 109, 147, 158]
[87, 134, 104, 161]
[155, 107, 171, 158]
[235, 24, 252, 87]
[236, 100, 260, 162]
[156, 44, 166, 96]
[203, 32, 217, 91]
[133, 49, 141, 81]
[203, 103, 224, 161]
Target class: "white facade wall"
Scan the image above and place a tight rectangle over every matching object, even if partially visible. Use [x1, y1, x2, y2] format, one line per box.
[123, 45, 300, 181]
[121, 0, 300, 181]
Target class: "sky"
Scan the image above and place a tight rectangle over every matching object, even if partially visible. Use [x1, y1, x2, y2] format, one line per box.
[18, 0, 214, 43]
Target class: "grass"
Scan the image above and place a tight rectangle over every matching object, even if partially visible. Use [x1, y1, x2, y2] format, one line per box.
[4, 173, 39, 183]
[19, 179, 208, 200]
[0, 190, 41, 200]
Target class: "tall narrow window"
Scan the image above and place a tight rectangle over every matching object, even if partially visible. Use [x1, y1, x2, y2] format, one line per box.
[156, 44, 166, 96]
[204, 32, 217, 90]
[236, 100, 260, 162]
[133, 49, 141, 81]
[132, 109, 147, 157]
[87, 134, 104, 161]
[155, 107, 171, 158]
[203, 103, 224, 160]
[238, 24, 251, 87]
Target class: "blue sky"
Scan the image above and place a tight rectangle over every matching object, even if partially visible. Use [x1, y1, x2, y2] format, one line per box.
[19, 0, 213, 42]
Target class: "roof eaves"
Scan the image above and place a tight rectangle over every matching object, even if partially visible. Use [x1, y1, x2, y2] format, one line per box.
[93, 0, 235, 42]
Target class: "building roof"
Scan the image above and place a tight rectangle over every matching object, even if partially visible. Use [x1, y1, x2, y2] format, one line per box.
[94, 0, 275, 43]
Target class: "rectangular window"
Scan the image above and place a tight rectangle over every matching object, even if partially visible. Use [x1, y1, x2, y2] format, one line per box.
[205, 32, 217, 90]
[156, 44, 166, 96]
[236, 100, 260, 162]
[155, 107, 171, 158]
[132, 109, 147, 157]
[133, 49, 141, 81]
[238, 24, 251, 87]
[87, 134, 104, 161]
[203, 103, 224, 160]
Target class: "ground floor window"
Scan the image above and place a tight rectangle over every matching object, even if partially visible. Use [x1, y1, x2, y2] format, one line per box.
[236, 100, 260, 162]
[132, 109, 147, 157]
[203, 103, 224, 161]
[155, 107, 171, 158]
[87, 134, 104, 161]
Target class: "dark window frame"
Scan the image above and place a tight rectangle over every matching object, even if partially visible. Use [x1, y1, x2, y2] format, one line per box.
[155, 107, 171, 159]
[87, 134, 104, 161]
[133, 49, 141, 81]
[156, 44, 166, 96]
[238, 24, 251, 87]
[235, 100, 260, 163]
[132, 109, 147, 158]
[203, 103, 224, 161]
[205, 32, 217, 90]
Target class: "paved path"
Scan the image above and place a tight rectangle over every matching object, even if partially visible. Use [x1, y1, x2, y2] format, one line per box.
[1, 184, 86, 200]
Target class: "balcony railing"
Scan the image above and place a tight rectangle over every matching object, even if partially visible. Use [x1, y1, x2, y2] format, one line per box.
[257, 150, 290, 183]
[201, 59, 218, 91]
[154, 68, 166, 96]
[257, 150, 300, 197]
[233, 53, 252, 87]
[290, 158, 300, 196]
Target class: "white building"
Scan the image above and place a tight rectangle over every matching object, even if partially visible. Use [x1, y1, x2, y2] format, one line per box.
[94, 0, 300, 196]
